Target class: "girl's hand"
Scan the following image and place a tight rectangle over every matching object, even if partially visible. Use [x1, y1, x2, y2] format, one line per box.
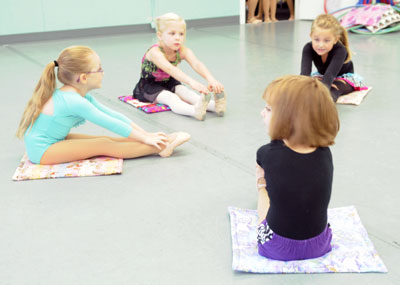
[144, 133, 168, 150]
[149, 132, 167, 138]
[256, 164, 267, 191]
[189, 80, 209, 95]
[207, 79, 224, 94]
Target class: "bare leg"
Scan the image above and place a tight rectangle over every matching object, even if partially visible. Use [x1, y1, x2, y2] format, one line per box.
[40, 136, 162, 164]
[262, 0, 271, 22]
[256, 0, 264, 20]
[270, 0, 277, 22]
[287, 0, 295, 20]
[40, 132, 190, 164]
[247, 0, 262, 23]
[65, 133, 134, 142]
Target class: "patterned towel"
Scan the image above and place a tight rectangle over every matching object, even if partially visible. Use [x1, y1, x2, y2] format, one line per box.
[118, 95, 171, 113]
[12, 154, 123, 181]
[228, 206, 387, 273]
[340, 5, 400, 33]
[337, 87, 372, 105]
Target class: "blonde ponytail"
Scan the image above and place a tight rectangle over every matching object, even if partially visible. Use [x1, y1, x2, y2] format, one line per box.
[16, 61, 57, 138]
[339, 25, 352, 63]
[311, 14, 352, 63]
[16, 45, 95, 139]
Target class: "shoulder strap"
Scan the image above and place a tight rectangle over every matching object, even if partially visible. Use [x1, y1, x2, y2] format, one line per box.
[142, 44, 160, 63]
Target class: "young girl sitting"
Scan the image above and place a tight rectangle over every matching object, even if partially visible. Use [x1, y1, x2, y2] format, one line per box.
[16, 46, 190, 165]
[133, 13, 226, 121]
[300, 14, 366, 102]
[256, 75, 340, 261]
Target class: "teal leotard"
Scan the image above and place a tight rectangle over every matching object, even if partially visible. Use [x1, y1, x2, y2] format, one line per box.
[24, 89, 133, 164]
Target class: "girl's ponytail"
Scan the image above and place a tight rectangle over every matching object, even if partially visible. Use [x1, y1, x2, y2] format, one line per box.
[16, 61, 57, 138]
[339, 25, 352, 63]
[16, 45, 94, 139]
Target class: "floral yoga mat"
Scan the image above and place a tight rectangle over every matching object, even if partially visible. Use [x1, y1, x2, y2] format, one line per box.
[228, 206, 387, 273]
[337, 87, 373, 106]
[12, 154, 123, 181]
[118, 95, 171, 113]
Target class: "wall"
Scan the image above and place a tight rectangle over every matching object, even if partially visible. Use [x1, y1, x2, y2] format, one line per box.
[0, 0, 239, 36]
[295, 0, 359, 20]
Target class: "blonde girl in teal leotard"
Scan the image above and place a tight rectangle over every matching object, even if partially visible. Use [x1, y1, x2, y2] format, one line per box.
[17, 46, 190, 165]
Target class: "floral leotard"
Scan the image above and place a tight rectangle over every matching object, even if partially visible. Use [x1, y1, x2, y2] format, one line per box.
[133, 44, 182, 103]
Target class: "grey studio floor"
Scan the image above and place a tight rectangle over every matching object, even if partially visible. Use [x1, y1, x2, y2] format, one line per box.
[1, 19, 399, 285]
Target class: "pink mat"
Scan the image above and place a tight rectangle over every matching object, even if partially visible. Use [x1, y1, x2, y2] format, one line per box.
[118, 95, 171, 113]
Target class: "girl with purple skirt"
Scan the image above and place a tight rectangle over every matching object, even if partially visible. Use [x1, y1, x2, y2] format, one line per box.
[256, 75, 340, 261]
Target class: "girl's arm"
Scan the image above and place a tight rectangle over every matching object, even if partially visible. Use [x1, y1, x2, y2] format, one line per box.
[256, 163, 266, 187]
[300, 43, 313, 76]
[87, 95, 149, 135]
[256, 163, 269, 225]
[180, 47, 224, 94]
[86, 94, 132, 125]
[72, 95, 167, 149]
[322, 45, 347, 87]
[147, 47, 209, 94]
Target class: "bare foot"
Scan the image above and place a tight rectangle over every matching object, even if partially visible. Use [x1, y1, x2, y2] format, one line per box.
[288, 16, 295, 21]
[263, 18, 271, 23]
[271, 18, 278, 22]
[248, 17, 262, 24]
[159, 132, 191, 157]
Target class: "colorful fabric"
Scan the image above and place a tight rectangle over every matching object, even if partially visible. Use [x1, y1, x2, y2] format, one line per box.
[337, 87, 373, 105]
[118, 95, 171, 113]
[228, 206, 387, 273]
[340, 5, 400, 33]
[140, 44, 181, 82]
[13, 153, 123, 181]
[133, 44, 182, 103]
[356, 1, 395, 6]
[312, 72, 368, 91]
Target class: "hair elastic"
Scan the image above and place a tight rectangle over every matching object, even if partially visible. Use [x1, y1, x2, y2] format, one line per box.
[54, 60, 59, 67]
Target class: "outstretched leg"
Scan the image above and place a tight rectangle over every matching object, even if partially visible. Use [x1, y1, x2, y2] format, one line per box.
[40, 133, 190, 164]
[175, 85, 217, 112]
[40, 136, 161, 164]
[330, 79, 354, 102]
[157, 89, 210, 120]
[156, 90, 195, 116]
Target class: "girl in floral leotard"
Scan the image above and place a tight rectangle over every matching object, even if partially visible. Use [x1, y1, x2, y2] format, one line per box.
[133, 13, 226, 121]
